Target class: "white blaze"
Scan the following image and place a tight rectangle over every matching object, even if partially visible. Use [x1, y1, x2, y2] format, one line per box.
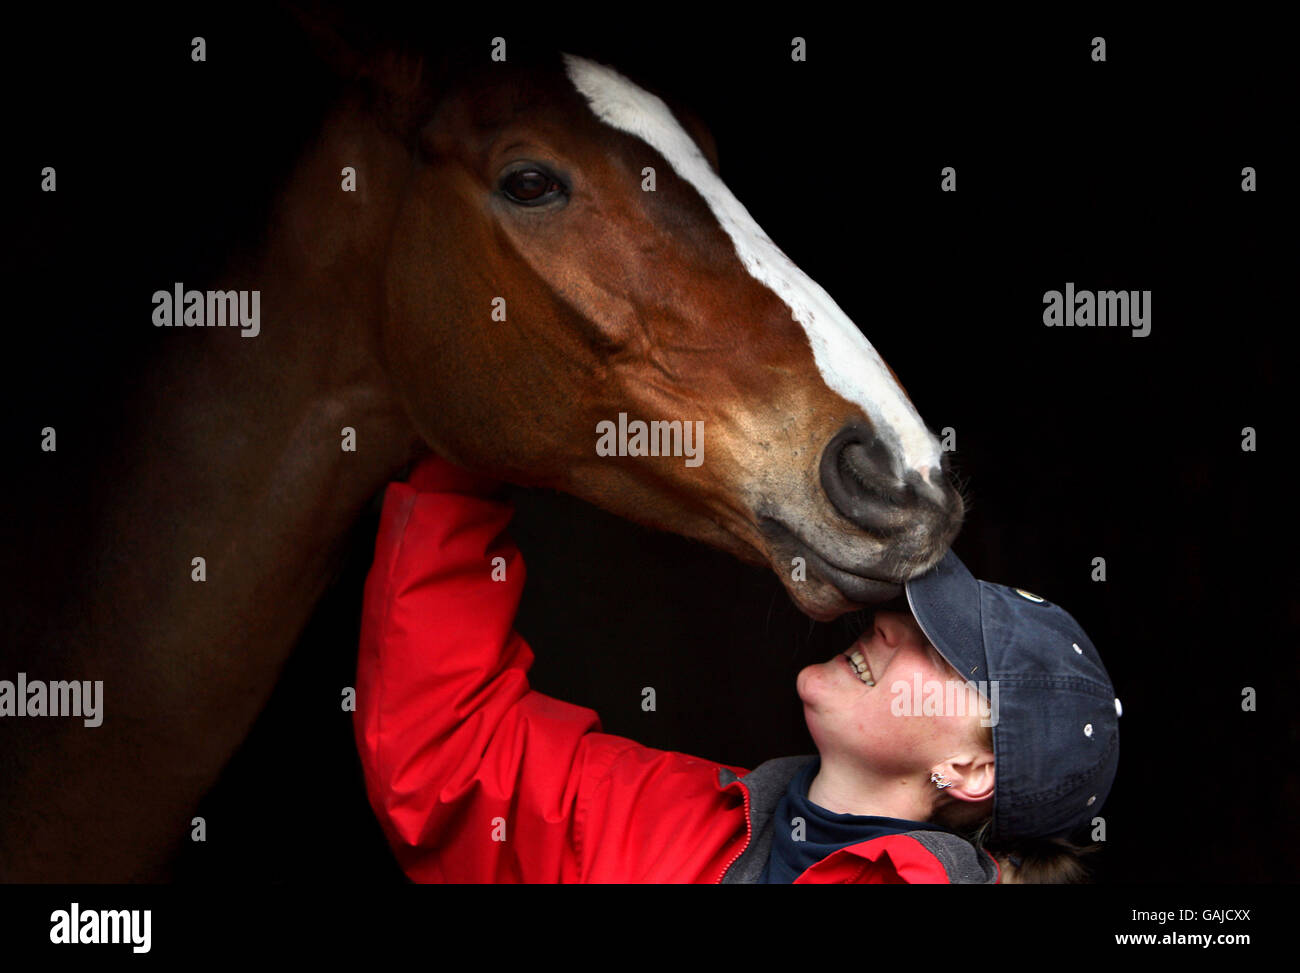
[563, 54, 941, 474]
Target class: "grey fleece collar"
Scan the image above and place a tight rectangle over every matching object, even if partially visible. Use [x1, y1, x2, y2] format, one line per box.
[717, 755, 998, 885]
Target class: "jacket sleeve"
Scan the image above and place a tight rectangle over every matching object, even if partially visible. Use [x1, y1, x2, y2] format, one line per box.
[353, 456, 745, 883]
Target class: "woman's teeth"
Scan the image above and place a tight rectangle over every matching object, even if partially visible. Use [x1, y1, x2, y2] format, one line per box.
[845, 650, 875, 686]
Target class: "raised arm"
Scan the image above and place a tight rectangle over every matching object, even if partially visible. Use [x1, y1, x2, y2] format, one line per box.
[355, 456, 592, 881]
[354, 455, 751, 883]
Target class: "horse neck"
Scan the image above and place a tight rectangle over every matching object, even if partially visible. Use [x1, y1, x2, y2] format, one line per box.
[109, 94, 426, 729]
[166, 97, 421, 527]
[1, 96, 433, 882]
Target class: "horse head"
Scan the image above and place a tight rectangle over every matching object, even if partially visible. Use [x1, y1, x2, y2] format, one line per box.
[343, 44, 962, 619]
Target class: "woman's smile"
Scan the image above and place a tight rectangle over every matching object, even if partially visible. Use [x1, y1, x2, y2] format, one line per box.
[842, 648, 876, 686]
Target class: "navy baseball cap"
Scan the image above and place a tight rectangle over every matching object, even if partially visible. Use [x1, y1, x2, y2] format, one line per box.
[904, 550, 1120, 842]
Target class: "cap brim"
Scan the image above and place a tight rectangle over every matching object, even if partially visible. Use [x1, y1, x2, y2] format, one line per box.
[904, 549, 990, 685]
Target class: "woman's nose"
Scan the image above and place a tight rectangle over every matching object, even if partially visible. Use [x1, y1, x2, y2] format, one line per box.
[874, 610, 920, 648]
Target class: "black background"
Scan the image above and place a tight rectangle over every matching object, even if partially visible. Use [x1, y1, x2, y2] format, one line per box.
[6, 5, 1294, 886]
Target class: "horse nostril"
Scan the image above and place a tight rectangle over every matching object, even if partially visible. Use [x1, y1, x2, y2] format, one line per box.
[902, 466, 952, 508]
[841, 439, 897, 489]
[819, 424, 910, 533]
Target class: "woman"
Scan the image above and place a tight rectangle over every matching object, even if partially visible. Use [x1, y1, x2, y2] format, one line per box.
[354, 455, 1120, 883]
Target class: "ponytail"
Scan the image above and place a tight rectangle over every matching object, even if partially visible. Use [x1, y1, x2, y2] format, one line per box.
[976, 822, 1100, 884]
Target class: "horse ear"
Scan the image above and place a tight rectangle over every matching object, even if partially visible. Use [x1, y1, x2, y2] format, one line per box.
[683, 111, 721, 174]
[287, 2, 368, 82]
[365, 49, 436, 135]
[667, 100, 721, 174]
[287, 2, 436, 134]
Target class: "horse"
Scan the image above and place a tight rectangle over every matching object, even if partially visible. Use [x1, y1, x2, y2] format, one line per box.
[0, 23, 961, 881]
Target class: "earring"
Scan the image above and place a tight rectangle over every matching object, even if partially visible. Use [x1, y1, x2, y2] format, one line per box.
[930, 772, 953, 790]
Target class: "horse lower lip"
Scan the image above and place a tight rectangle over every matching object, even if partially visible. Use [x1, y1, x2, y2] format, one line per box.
[795, 543, 903, 604]
[757, 517, 905, 605]
[779, 527, 900, 592]
[826, 571, 903, 604]
[808, 550, 904, 603]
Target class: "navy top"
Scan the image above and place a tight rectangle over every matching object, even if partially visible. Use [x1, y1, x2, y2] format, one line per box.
[760, 759, 953, 883]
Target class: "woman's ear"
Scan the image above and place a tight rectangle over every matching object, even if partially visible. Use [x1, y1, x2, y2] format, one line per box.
[932, 750, 995, 804]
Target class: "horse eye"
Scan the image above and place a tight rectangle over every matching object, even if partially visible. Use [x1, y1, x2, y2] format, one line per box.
[501, 168, 564, 205]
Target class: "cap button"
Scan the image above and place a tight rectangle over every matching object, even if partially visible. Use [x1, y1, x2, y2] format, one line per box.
[1083, 723, 1093, 737]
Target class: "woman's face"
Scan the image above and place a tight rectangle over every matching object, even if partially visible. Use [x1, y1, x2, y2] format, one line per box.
[797, 609, 990, 781]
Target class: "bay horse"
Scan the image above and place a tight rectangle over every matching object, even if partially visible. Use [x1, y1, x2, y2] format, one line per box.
[0, 29, 961, 880]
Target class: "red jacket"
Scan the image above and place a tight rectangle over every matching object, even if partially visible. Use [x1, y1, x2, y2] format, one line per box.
[354, 456, 1000, 884]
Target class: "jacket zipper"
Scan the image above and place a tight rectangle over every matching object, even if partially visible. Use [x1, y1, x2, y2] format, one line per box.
[714, 778, 753, 884]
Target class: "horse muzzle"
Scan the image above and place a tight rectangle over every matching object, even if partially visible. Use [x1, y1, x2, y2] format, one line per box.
[752, 423, 964, 619]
